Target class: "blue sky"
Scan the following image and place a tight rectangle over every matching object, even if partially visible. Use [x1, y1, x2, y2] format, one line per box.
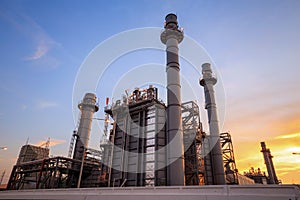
[0, 0, 300, 184]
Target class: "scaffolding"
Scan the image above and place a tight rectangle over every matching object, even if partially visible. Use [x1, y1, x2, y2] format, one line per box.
[220, 132, 238, 184]
[181, 101, 205, 185]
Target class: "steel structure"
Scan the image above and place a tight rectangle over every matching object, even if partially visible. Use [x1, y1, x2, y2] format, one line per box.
[104, 86, 167, 187]
[181, 101, 205, 185]
[220, 132, 238, 184]
[8, 157, 79, 189]
[200, 63, 225, 185]
[7, 154, 105, 190]
[260, 142, 279, 184]
[161, 13, 185, 186]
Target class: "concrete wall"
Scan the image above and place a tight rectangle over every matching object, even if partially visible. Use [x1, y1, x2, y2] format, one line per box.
[1, 185, 299, 200]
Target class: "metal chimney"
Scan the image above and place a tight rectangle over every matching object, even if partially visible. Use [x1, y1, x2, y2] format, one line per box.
[261, 142, 279, 184]
[200, 63, 225, 185]
[73, 93, 99, 160]
[160, 13, 185, 186]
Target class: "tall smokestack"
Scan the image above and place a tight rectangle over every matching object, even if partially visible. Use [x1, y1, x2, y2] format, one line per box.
[73, 93, 99, 160]
[200, 63, 225, 185]
[261, 142, 279, 184]
[160, 13, 185, 186]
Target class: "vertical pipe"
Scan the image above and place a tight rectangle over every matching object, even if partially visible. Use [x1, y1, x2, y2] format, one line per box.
[160, 13, 185, 186]
[200, 63, 225, 185]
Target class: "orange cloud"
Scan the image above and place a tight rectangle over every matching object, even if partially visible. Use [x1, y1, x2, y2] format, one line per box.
[275, 132, 300, 139]
[34, 139, 66, 147]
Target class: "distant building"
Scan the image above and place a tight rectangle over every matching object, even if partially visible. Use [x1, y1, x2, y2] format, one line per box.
[244, 167, 268, 184]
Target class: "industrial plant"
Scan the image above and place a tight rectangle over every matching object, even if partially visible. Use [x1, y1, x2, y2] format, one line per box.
[1, 13, 299, 199]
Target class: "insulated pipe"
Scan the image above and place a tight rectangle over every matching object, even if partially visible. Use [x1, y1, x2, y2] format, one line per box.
[200, 63, 226, 185]
[74, 93, 99, 160]
[160, 13, 185, 186]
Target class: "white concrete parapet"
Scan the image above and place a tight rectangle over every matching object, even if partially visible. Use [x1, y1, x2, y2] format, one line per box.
[0, 185, 299, 200]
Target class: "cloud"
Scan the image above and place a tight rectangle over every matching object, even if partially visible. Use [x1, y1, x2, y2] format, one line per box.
[37, 101, 58, 109]
[34, 139, 66, 147]
[20, 15, 60, 62]
[0, 11, 61, 65]
[25, 40, 49, 60]
[275, 132, 300, 139]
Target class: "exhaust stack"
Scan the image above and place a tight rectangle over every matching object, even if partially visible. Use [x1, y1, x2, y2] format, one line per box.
[160, 13, 185, 186]
[261, 142, 279, 184]
[73, 93, 99, 160]
[200, 63, 225, 185]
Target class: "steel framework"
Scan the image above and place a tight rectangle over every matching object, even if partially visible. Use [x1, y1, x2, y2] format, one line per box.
[182, 101, 205, 185]
[7, 154, 105, 190]
[220, 132, 238, 184]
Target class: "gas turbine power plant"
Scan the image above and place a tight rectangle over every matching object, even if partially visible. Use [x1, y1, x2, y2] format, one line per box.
[3, 14, 299, 198]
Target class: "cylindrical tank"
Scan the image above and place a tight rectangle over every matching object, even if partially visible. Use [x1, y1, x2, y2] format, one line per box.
[200, 63, 226, 185]
[161, 13, 185, 186]
[73, 93, 99, 160]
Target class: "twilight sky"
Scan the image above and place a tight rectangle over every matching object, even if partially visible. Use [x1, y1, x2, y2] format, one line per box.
[0, 0, 300, 184]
